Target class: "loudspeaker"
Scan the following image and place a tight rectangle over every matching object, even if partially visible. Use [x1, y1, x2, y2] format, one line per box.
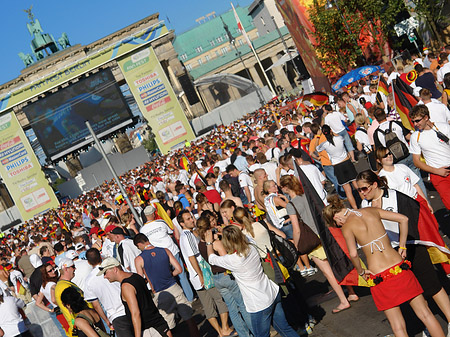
[178, 74, 200, 105]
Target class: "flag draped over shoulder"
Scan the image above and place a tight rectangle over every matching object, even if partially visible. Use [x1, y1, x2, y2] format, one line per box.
[293, 160, 356, 284]
[392, 78, 417, 131]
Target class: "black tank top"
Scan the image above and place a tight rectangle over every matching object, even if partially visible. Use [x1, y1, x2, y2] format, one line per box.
[121, 273, 166, 330]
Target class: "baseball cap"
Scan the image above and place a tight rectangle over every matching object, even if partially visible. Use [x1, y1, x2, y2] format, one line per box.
[57, 258, 74, 269]
[65, 250, 79, 260]
[110, 227, 127, 235]
[29, 254, 42, 269]
[104, 224, 117, 234]
[143, 205, 156, 215]
[96, 257, 120, 276]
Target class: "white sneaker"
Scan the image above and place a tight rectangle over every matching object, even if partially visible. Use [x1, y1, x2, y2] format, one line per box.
[306, 267, 318, 276]
[300, 268, 309, 277]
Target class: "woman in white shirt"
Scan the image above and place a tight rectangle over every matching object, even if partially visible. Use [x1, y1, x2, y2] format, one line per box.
[315, 125, 360, 208]
[205, 226, 298, 337]
[376, 146, 432, 213]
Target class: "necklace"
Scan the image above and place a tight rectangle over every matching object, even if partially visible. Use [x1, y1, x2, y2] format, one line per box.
[343, 208, 362, 217]
[372, 190, 384, 202]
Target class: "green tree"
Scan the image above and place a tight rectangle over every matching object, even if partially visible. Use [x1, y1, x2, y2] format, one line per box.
[142, 133, 158, 153]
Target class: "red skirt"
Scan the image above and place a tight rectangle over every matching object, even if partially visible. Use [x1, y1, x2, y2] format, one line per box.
[370, 261, 423, 311]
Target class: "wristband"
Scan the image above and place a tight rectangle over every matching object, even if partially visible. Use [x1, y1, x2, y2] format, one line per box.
[399, 246, 407, 250]
[206, 242, 213, 246]
[359, 269, 365, 276]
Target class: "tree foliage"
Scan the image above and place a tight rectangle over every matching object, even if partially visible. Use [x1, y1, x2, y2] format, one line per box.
[309, 0, 406, 75]
[142, 134, 158, 153]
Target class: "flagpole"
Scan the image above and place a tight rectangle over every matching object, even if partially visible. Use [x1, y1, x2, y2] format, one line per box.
[231, 3, 276, 97]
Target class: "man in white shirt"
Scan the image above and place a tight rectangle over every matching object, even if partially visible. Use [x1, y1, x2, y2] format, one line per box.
[177, 210, 231, 337]
[139, 205, 194, 302]
[65, 250, 92, 292]
[419, 88, 450, 124]
[410, 105, 450, 209]
[108, 227, 141, 273]
[437, 52, 450, 84]
[226, 164, 254, 205]
[84, 248, 133, 337]
[265, 138, 281, 162]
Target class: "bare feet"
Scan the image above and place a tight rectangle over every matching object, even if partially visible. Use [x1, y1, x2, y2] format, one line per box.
[332, 303, 351, 314]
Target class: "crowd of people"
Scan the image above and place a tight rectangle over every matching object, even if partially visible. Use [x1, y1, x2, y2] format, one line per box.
[1, 46, 450, 337]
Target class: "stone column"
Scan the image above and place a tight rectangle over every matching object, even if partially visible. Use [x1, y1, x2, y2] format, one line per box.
[114, 133, 133, 153]
[270, 56, 292, 91]
[248, 66, 264, 88]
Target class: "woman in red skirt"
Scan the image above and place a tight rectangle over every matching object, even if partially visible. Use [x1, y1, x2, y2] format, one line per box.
[323, 196, 444, 337]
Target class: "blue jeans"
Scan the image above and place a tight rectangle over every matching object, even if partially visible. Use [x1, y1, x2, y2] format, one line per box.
[323, 165, 346, 198]
[281, 223, 293, 240]
[250, 291, 298, 337]
[175, 252, 195, 302]
[214, 273, 253, 337]
[398, 154, 427, 196]
[338, 129, 355, 153]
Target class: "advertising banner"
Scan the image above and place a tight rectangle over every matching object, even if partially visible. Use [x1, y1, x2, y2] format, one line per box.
[0, 112, 59, 221]
[117, 47, 195, 154]
[0, 22, 169, 114]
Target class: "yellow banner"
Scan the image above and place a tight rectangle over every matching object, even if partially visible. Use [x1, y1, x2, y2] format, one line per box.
[0, 23, 169, 113]
[117, 47, 195, 154]
[0, 112, 59, 221]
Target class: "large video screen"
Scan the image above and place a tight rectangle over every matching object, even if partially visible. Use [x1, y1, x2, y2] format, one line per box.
[23, 69, 134, 161]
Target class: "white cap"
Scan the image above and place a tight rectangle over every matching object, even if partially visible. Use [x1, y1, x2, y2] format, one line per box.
[29, 254, 42, 269]
[57, 258, 74, 269]
[65, 250, 79, 260]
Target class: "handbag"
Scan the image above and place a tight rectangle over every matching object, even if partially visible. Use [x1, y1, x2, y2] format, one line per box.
[76, 313, 109, 337]
[289, 201, 321, 255]
[198, 257, 215, 290]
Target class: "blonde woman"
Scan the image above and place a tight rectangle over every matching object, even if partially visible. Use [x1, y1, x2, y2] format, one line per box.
[205, 226, 298, 337]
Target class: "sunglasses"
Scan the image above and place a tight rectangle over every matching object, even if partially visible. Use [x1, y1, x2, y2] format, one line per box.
[357, 185, 372, 193]
[412, 116, 424, 124]
[382, 151, 392, 158]
[46, 267, 55, 272]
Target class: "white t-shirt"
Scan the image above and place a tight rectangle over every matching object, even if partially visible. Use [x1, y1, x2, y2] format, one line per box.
[215, 158, 231, 173]
[316, 136, 348, 165]
[101, 238, 115, 258]
[437, 62, 450, 83]
[298, 164, 327, 204]
[425, 101, 450, 124]
[324, 111, 346, 133]
[261, 162, 277, 182]
[140, 220, 179, 256]
[84, 266, 126, 322]
[209, 245, 279, 313]
[238, 172, 254, 202]
[179, 230, 202, 290]
[117, 239, 141, 273]
[410, 123, 450, 168]
[41, 281, 57, 308]
[265, 147, 281, 162]
[379, 164, 419, 198]
[72, 259, 93, 292]
[374, 121, 409, 149]
[0, 296, 27, 336]
[354, 129, 372, 153]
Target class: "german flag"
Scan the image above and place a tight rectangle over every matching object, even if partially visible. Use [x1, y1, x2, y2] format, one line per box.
[392, 78, 417, 131]
[303, 92, 329, 106]
[377, 76, 389, 96]
[179, 156, 189, 171]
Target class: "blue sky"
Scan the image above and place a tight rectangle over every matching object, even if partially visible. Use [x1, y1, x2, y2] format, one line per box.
[0, 0, 253, 85]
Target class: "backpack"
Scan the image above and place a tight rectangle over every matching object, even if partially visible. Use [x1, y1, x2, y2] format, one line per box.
[377, 121, 409, 163]
[260, 219, 299, 270]
[76, 313, 110, 337]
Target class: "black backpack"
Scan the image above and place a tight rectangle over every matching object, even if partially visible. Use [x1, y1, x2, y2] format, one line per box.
[377, 121, 409, 163]
[260, 219, 299, 270]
